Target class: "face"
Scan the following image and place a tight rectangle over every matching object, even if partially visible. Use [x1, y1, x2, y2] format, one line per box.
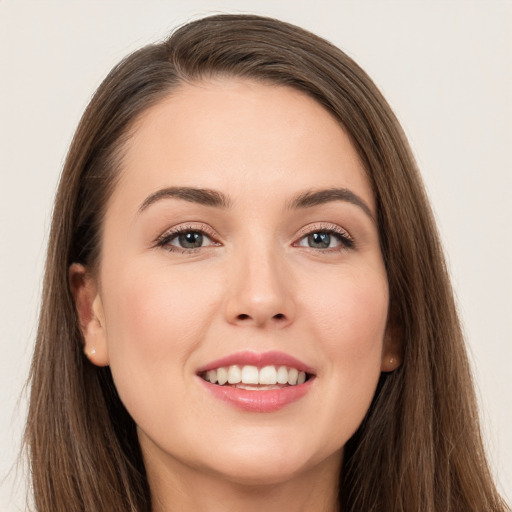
[73, 79, 400, 487]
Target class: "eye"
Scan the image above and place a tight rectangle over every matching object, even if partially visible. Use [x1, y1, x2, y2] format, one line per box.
[156, 225, 220, 252]
[294, 226, 354, 250]
[303, 232, 336, 249]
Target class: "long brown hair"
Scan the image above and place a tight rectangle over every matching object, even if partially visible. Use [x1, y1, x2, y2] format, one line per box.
[25, 14, 507, 511]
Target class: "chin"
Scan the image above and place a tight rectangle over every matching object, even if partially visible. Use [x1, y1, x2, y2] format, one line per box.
[213, 460, 310, 487]
[202, 442, 341, 487]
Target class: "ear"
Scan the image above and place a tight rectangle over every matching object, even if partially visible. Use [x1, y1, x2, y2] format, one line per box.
[381, 313, 403, 373]
[69, 263, 110, 367]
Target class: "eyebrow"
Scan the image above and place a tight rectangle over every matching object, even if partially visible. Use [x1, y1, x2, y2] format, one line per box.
[287, 188, 375, 221]
[139, 186, 231, 212]
[138, 185, 374, 221]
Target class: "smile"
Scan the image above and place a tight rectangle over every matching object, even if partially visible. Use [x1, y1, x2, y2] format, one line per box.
[197, 351, 315, 412]
[200, 365, 308, 388]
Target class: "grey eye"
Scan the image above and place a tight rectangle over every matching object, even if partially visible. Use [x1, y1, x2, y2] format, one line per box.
[158, 226, 220, 253]
[177, 231, 204, 248]
[297, 231, 344, 249]
[307, 232, 332, 248]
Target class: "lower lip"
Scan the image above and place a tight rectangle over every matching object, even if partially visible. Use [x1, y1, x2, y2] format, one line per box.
[198, 377, 314, 412]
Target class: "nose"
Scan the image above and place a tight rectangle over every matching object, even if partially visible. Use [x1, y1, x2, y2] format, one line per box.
[224, 245, 296, 329]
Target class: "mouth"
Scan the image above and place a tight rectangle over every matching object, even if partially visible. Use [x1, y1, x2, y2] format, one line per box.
[199, 364, 313, 389]
[196, 351, 315, 412]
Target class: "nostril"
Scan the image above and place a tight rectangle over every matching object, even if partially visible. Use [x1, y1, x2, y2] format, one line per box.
[233, 312, 287, 324]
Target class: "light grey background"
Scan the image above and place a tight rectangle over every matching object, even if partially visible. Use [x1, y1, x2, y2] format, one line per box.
[1, 1, 511, 510]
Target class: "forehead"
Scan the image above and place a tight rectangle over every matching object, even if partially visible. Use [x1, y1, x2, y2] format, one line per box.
[110, 78, 374, 215]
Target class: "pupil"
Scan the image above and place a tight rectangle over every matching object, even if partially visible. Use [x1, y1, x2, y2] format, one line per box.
[179, 232, 203, 248]
[309, 232, 330, 248]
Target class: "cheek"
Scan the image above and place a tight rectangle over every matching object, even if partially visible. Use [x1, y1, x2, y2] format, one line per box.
[301, 267, 388, 430]
[305, 266, 388, 357]
[100, 263, 220, 409]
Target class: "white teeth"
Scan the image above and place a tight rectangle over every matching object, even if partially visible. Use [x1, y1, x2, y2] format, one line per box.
[217, 367, 228, 385]
[276, 366, 288, 384]
[241, 365, 259, 384]
[227, 365, 242, 384]
[202, 364, 311, 387]
[259, 366, 277, 385]
[287, 368, 298, 385]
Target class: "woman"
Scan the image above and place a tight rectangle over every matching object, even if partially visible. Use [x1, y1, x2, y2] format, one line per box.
[24, 14, 507, 512]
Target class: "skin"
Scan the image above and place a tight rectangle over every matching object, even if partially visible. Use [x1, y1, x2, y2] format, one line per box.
[71, 79, 401, 512]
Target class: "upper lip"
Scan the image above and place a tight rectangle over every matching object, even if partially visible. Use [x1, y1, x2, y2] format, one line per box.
[196, 350, 315, 375]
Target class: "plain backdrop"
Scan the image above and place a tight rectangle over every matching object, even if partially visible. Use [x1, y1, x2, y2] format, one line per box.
[1, 1, 511, 510]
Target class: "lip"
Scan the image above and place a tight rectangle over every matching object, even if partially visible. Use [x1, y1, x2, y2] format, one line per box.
[196, 350, 315, 374]
[198, 376, 314, 412]
[196, 350, 315, 412]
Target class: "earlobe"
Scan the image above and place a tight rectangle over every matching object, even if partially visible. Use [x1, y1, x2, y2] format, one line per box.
[69, 263, 110, 367]
[381, 316, 403, 373]
[381, 355, 401, 372]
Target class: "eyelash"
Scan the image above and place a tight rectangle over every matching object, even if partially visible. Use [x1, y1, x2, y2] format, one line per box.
[155, 223, 354, 253]
[155, 224, 220, 253]
[293, 223, 355, 252]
